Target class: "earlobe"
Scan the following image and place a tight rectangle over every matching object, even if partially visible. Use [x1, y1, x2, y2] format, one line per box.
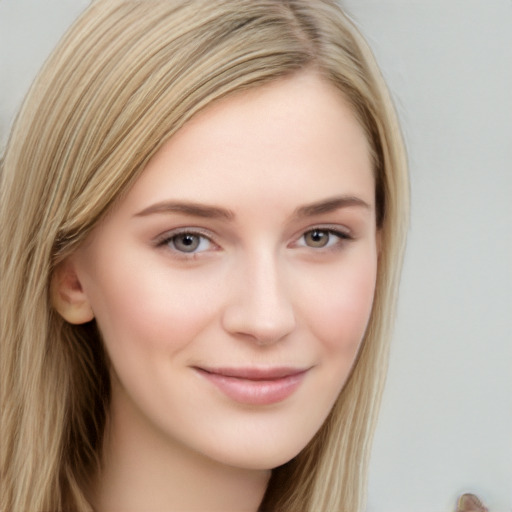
[51, 259, 94, 324]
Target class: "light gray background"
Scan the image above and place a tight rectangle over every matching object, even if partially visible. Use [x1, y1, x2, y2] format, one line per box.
[1, 1, 510, 511]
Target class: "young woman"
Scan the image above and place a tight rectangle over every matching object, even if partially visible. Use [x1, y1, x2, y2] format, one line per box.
[0, 1, 409, 511]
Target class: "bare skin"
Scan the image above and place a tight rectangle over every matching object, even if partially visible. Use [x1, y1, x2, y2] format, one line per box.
[91, 381, 270, 512]
[55, 71, 378, 511]
[456, 493, 489, 512]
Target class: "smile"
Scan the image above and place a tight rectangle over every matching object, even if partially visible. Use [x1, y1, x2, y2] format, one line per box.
[194, 366, 309, 405]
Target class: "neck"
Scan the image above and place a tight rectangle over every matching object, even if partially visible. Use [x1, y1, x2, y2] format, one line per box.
[90, 379, 270, 512]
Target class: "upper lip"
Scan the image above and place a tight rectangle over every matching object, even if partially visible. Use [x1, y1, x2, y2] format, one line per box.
[195, 366, 309, 380]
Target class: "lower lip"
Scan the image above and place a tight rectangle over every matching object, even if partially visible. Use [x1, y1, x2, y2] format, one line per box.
[195, 369, 307, 405]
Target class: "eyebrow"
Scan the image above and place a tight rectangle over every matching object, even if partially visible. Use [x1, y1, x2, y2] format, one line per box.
[133, 195, 371, 221]
[294, 195, 372, 218]
[134, 201, 235, 220]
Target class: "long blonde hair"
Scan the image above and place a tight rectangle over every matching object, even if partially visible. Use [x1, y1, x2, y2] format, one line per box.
[0, 1, 408, 510]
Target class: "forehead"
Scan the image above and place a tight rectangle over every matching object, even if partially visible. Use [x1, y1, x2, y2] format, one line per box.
[119, 70, 374, 216]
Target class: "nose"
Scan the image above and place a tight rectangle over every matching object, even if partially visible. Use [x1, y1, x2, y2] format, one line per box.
[221, 252, 296, 345]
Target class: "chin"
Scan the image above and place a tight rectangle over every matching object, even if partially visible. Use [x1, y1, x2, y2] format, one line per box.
[202, 428, 318, 472]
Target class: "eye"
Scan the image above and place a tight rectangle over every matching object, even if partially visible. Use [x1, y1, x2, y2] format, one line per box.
[160, 231, 214, 254]
[304, 229, 330, 248]
[299, 228, 351, 249]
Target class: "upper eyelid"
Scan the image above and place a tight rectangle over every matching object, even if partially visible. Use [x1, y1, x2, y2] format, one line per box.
[154, 227, 217, 245]
[287, 225, 354, 251]
[152, 223, 354, 246]
[298, 224, 353, 238]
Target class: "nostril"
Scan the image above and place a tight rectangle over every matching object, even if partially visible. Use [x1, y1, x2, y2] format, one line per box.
[221, 293, 296, 345]
[222, 308, 296, 346]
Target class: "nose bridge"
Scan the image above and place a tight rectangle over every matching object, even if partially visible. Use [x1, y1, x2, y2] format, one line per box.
[222, 247, 296, 344]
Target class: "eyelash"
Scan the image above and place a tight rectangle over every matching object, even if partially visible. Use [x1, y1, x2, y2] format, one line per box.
[155, 226, 353, 257]
[295, 227, 353, 251]
[156, 229, 217, 256]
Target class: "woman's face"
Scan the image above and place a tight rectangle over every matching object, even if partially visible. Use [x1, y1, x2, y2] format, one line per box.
[70, 71, 378, 470]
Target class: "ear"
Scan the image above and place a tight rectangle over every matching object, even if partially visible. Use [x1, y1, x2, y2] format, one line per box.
[51, 259, 94, 324]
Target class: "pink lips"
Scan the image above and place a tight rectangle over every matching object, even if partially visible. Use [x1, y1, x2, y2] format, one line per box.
[194, 366, 308, 405]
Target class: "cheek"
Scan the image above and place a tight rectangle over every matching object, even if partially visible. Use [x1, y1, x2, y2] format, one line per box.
[82, 253, 222, 360]
[298, 252, 377, 357]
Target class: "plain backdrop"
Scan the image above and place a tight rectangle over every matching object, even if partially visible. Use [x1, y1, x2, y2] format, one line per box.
[1, 1, 511, 511]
